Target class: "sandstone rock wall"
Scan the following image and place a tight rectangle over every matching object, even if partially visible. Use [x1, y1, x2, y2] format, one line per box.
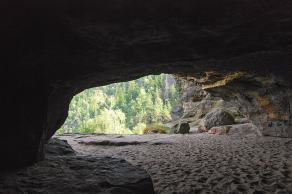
[175, 72, 292, 137]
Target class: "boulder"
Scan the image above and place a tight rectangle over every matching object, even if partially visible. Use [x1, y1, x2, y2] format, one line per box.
[228, 123, 261, 137]
[202, 109, 235, 130]
[198, 125, 208, 133]
[208, 123, 261, 137]
[45, 138, 75, 156]
[178, 123, 190, 134]
[0, 137, 154, 194]
[208, 126, 231, 135]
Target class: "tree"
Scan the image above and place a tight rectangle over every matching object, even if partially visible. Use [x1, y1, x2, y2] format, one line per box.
[57, 74, 180, 134]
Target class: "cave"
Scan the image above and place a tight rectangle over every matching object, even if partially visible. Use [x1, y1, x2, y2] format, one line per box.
[1, 0, 292, 193]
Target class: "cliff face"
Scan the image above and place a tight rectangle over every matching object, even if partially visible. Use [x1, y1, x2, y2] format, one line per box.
[176, 72, 292, 137]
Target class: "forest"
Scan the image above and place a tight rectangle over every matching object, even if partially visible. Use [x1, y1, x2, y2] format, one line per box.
[58, 74, 180, 134]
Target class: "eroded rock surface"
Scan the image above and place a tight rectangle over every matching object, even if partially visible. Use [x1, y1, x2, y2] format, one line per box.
[173, 73, 292, 138]
[202, 109, 235, 131]
[0, 138, 154, 194]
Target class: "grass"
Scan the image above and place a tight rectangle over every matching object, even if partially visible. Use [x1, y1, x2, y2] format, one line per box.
[143, 124, 171, 134]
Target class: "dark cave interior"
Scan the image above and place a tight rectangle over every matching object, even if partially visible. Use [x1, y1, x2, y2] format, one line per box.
[1, 0, 292, 193]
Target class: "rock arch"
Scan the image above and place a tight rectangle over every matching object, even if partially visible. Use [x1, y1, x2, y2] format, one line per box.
[1, 0, 292, 168]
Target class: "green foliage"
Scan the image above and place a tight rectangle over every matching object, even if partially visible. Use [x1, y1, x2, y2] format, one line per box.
[143, 124, 170, 134]
[132, 122, 147, 134]
[58, 74, 180, 134]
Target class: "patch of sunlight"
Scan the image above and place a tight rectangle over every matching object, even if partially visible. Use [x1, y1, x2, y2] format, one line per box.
[57, 74, 181, 135]
[202, 71, 245, 89]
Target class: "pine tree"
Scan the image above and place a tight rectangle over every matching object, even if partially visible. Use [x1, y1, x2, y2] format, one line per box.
[58, 74, 180, 134]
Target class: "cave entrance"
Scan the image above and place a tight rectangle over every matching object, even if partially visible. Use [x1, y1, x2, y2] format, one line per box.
[58, 74, 181, 135]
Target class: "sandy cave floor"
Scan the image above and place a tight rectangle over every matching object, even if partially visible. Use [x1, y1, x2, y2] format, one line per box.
[57, 133, 292, 194]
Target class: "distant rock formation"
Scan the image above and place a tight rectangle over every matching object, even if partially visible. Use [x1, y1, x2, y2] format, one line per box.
[171, 73, 292, 138]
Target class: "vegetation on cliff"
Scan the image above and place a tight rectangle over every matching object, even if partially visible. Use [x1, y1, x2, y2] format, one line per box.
[58, 74, 180, 134]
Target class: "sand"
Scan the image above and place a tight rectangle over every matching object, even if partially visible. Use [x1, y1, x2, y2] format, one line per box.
[58, 133, 292, 194]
